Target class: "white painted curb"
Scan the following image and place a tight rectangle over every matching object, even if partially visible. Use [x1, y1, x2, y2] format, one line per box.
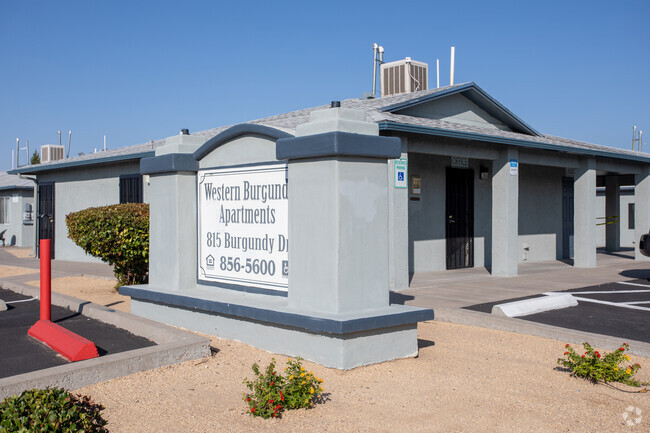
[491, 293, 577, 318]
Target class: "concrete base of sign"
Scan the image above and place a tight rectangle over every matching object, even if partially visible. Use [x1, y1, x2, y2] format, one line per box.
[122, 285, 433, 370]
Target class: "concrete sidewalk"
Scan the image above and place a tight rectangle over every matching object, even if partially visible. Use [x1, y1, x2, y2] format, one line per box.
[396, 248, 648, 309]
[0, 247, 114, 280]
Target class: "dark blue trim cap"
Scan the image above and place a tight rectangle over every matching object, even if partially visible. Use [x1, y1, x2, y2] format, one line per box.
[140, 153, 199, 175]
[194, 124, 294, 161]
[276, 132, 401, 161]
[120, 285, 434, 335]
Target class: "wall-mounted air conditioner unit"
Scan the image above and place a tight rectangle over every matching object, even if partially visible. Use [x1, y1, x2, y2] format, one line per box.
[381, 57, 428, 97]
[41, 145, 65, 163]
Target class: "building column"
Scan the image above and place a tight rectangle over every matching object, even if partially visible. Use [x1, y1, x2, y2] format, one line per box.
[605, 175, 620, 251]
[635, 166, 650, 261]
[491, 148, 518, 276]
[388, 138, 409, 291]
[278, 106, 401, 314]
[141, 133, 205, 290]
[574, 158, 597, 267]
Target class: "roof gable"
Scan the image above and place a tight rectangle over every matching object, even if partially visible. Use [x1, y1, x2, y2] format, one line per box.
[380, 82, 540, 136]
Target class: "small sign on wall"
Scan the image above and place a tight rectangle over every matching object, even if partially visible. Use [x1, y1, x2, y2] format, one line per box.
[451, 156, 468, 168]
[410, 175, 421, 195]
[509, 159, 518, 176]
[394, 158, 408, 188]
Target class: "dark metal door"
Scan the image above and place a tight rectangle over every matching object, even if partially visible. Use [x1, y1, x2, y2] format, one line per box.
[446, 168, 474, 269]
[38, 182, 55, 258]
[562, 176, 574, 258]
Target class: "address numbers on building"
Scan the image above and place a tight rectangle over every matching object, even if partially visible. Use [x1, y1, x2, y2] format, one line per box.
[197, 164, 288, 292]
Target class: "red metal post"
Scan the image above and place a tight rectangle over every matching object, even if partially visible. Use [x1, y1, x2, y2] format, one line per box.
[40, 239, 51, 321]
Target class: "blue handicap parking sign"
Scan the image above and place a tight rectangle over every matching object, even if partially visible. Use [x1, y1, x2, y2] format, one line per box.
[397, 171, 404, 181]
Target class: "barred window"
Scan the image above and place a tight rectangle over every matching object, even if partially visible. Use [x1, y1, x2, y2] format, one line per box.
[119, 175, 143, 204]
[629, 203, 635, 230]
[0, 197, 9, 224]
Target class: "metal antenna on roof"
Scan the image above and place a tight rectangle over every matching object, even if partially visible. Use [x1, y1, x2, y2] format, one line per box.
[450, 46, 455, 86]
[15, 138, 19, 169]
[67, 130, 72, 158]
[633, 125, 638, 151]
[436, 59, 440, 88]
[58, 130, 61, 148]
[103, 135, 107, 152]
[640, 131, 644, 152]
[371, 43, 385, 98]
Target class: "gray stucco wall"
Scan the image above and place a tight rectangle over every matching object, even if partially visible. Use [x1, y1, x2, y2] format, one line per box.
[37, 161, 147, 262]
[0, 189, 34, 247]
[407, 153, 491, 273]
[596, 190, 635, 248]
[517, 164, 564, 262]
[407, 156, 569, 274]
[396, 93, 513, 132]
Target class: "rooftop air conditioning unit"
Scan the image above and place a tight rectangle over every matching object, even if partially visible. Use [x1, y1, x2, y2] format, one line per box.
[41, 145, 65, 163]
[380, 57, 428, 97]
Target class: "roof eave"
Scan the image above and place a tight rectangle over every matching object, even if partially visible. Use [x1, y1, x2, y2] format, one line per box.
[0, 186, 33, 192]
[8, 151, 156, 175]
[379, 121, 650, 164]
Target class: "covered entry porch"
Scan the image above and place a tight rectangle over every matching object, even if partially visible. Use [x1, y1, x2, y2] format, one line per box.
[391, 135, 650, 291]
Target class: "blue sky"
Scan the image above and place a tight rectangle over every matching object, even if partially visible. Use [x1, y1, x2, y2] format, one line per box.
[1, 0, 648, 172]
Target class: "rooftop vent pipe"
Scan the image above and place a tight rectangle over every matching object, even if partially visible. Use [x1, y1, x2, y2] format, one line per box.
[181, 128, 190, 135]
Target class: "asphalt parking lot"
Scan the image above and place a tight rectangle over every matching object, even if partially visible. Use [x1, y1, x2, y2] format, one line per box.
[465, 279, 650, 343]
[0, 287, 156, 379]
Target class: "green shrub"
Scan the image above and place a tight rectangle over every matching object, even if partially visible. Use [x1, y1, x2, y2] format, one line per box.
[282, 357, 324, 410]
[66, 203, 149, 288]
[558, 342, 649, 387]
[0, 388, 108, 432]
[243, 357, 324, 419]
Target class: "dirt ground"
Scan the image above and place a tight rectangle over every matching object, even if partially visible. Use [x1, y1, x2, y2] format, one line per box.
[24, 276, 131, 313]
[64, 279, 648, 432]
[2, 247, 35, 259]
[77, 321, 649, 433]
[0, 265, 38, 278]
[3, 267, 648, 432]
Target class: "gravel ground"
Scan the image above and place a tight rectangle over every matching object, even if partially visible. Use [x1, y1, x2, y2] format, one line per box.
[0, 265, 38, 279]
[3, 270, 648, 432]
[78, 322, 650, 432]
[24, 276, 131, 313]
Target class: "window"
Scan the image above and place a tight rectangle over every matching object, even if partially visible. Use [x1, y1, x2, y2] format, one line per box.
[119, 175, 143, 204]
[0, 197, 9, 224]
[629, 203, 635, 230]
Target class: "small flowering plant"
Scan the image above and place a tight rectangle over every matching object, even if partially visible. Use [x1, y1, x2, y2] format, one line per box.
[243, 357, 325, 418]
[282, 357, 324, 410]
[242, 359, 285, 419]
[557, 342, 649, 387]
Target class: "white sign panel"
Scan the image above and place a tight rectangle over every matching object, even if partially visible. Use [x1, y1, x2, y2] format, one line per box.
[509, 159, 518, 176]
[197, 164, 289, 292]
[394, 158, 408, 188]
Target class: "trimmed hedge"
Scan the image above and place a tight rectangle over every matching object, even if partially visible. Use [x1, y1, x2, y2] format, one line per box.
[66, 203, 149, 288]
[0, 388, 108, 432]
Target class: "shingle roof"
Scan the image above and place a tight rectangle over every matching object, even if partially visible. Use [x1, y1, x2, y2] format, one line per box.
[10, 83, 648, 173]
[0, 171, 34, 190]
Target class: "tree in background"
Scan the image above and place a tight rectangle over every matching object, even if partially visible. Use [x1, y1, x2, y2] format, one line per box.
[30, 150, 40, 165]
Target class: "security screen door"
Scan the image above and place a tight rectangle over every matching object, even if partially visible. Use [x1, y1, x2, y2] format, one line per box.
[38, 182, 55, 258]
[562, 176, 574, 258]
[446, 168, 474, 269]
